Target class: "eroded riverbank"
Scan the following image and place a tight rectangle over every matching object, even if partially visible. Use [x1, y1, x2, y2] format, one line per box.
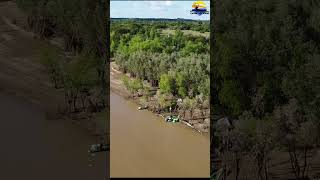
[0, 1, 107, 179]
[110, 92, 209, 177]
[110, 61, 210, 133]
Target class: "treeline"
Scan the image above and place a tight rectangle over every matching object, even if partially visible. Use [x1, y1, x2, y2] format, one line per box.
[212, 0, 320, 179]
[16, 0, 108, 114]
[167, 20, 209, 33]
[111, 19, 210, 33]
[111, 20, 210, 120]
[111, 20, 209, 99]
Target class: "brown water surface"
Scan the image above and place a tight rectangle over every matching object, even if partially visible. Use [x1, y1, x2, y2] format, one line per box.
[0, 93, 107, 180]
[110, 92, 209, 177]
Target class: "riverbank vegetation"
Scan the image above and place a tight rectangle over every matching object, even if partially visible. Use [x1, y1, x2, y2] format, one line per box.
[111, 19, 210, 132]
[212, 0, 320, 179]
[15, 0, 108, 135]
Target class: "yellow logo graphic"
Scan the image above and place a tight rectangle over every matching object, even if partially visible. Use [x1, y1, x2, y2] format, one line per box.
[191, 1, 209, 16]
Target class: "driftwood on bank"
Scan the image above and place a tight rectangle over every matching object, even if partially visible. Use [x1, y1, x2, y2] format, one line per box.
[182, 116, 210, 121]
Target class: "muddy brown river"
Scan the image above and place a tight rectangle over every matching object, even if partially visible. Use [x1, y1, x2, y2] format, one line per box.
[0, 93, 107, 180]
[110, 92, 210, 177]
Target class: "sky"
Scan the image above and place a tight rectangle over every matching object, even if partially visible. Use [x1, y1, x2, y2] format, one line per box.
[110, 1, 210, 20]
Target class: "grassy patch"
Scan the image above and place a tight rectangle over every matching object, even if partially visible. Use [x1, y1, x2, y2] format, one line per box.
[161, 29, 209, 38]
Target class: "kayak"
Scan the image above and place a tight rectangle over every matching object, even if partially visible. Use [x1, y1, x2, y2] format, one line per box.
[165, 116, 172, 122]
[165, 116, 179, 123]
[138, 106, 148, 110]
[172, 117, 179, 122]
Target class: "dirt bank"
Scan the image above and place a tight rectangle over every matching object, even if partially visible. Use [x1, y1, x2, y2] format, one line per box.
[0, 1, 64, 112]
[0, 1, 107, 140]
[110, 92, 209, 177]
[110, 61, 209, 133]
[0, 1, 107, 179]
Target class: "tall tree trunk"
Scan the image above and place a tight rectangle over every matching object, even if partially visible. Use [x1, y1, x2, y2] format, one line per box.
[235, 153, 240, 180]
[289, 145, 301, 179]
[302, 146, 308, 178]
[223, 164, 227, 180]
[264, 155, 269, 180]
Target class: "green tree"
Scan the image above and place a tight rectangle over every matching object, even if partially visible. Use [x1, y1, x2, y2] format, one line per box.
[159, 73, 176, 95]
[176, 73, 188, 98]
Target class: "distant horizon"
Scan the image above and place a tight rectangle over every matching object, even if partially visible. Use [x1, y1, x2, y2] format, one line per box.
[111, 1, 210, 21]
[111, 17, 209, 21]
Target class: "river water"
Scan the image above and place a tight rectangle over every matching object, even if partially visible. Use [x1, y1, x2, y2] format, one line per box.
[110, 92, 210, 177]
[0, 93, 107, 180]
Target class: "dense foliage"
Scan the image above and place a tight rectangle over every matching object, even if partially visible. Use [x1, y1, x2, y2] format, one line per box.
[16, 0, 108, 113]
[111, 18, 210, 33]
[212, 0, 320, 179]
[111, 20, 210, 99]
